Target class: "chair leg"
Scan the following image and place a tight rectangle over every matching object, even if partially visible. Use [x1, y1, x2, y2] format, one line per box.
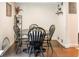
[16, 45, 18, 54]
[40, 47, 44, 57]
[16, 43, 20, 54]
[29, 46, 32, 57]
[27, 44, 29, 53]
[47, 41, 49, 56]
[49, 42, 53, 55]
[33, 47, 36, 57]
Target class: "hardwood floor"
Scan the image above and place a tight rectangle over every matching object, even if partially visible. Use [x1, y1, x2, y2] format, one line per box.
[3, 40, 78, 57]
[44, 40, 78, 57]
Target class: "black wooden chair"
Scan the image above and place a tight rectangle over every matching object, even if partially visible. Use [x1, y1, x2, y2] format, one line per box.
[23, 24, 38, 54]
[28, 27, 46, 57]
[44, 25, 55, 55]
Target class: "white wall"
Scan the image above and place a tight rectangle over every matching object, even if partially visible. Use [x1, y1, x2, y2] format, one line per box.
[16, 3, 58, 39]
[0, 3, 15, 50]
[55, 2, 68, 47]
[56, 2, 78, 48]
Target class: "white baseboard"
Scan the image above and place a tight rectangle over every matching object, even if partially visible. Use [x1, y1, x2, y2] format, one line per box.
[56, 39, 70, 48]
[57, 40, 79, 48]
